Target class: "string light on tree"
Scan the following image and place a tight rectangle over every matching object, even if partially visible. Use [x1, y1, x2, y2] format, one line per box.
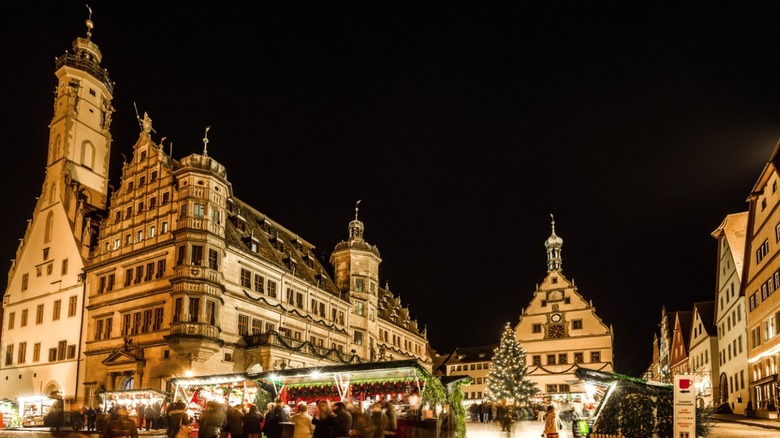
[483, 322, 539, 406]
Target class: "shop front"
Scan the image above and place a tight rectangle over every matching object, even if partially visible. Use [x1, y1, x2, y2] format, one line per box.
[18, 394, 63, 427]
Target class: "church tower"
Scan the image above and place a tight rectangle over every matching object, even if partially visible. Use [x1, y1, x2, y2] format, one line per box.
[0, 9, 113, 408]
[330, 202, 382, 359]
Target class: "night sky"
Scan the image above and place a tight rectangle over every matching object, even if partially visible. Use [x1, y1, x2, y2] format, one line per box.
[2, 2, 780, 376]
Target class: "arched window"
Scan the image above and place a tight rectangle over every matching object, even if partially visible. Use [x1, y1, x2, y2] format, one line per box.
[80, 141, 95, 170]
[119, 376, 135, 390]
[44, 211, 54, 243]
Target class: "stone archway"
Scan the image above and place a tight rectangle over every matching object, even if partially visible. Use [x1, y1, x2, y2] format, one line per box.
[719, 372, 729, 406]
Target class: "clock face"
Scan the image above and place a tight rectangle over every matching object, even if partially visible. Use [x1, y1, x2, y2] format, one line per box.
[548, 324, 565, 338]
[551, 313, 562, 322]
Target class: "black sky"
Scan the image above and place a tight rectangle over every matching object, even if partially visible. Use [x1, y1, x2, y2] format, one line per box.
[2, 2, 780, 376]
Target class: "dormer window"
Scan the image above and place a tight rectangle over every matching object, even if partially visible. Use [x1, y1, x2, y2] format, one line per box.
[236, 215, 247, 232]
[248, 233, 259, 253]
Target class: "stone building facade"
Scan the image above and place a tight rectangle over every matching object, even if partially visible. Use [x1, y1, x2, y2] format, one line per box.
[1, 14, 431, 408]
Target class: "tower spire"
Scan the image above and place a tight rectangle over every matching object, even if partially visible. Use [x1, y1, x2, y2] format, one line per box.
[348, 200, 364, 242]
[545, 213, 564, 272]
[85, 4, 94, 40]
[203, 126, 210, 156]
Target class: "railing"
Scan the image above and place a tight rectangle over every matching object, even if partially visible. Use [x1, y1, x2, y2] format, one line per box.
[169, 322, 220, 339]
[176, 217, 223, 235]
[55, 53, 113, 93]
[173, 264, 223, 284]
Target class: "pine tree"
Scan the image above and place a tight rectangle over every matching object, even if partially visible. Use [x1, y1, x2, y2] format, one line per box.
[484, 322, 539, 406]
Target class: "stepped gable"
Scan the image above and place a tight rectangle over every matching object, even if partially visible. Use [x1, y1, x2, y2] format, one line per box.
[377, 285, 423, 335]
[224, 196, 340, 296]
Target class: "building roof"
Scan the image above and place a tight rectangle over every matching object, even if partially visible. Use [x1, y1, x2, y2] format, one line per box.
[693, 301, 716, 336]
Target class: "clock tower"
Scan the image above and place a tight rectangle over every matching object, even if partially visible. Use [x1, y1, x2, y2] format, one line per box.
[513, 216, 615, 402]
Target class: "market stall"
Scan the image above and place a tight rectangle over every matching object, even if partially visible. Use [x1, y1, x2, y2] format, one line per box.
[98, 388, 168, 423]
[18, 394, 62, 427]
[0, 398, 19, 428]
[252, 359, 463, 438]
[170, 373, 262, 414]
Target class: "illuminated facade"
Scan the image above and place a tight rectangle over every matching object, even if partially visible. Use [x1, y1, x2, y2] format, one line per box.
[1, 13, 431, 408]
[513, 217, 615, 399]
[0, 14, 112, 409]
[687, 301, 718, 407]
[711, 212, 749, 414]
[744, 140, 780, 418]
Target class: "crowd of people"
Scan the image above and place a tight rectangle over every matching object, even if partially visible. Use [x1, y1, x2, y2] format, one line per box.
[165, 397, 401, 438]
[58, 395, 433, 438]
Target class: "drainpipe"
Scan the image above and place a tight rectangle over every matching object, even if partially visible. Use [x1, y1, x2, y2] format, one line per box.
[75, 271, 87, 405]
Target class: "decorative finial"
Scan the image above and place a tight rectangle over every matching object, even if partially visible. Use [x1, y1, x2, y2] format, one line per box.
[550, 213, 556, 234]
[355, 199, 361, 220]
[85, 4, 94, 39]
[203, 126, 211, 156]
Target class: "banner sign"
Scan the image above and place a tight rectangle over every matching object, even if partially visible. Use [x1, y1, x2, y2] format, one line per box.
[673, 375, 696, 438]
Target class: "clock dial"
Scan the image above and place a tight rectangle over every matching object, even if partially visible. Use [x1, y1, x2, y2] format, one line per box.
[551, 313, 561, 322]
[548, 324, 565, 338]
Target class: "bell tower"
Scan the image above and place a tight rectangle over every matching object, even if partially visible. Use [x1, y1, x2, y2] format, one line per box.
[46, 7, 114, 217]
[0, 7, 114, 406]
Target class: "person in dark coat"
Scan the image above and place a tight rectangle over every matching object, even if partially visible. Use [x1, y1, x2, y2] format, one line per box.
[243, 404, 264, 438]
[332, 402, 352, 438]
[198, 401, 227, 438]
[103, 405, 139, 438]
[312, 399, 335, 438]
[86, 406, 97, 432]
[227, 404, 246, 438]
[166, 401, 190, 438]
[262, 397, 290, 438]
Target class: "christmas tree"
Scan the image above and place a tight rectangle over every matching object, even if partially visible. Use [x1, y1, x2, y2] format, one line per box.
[484, 322, 539, 406]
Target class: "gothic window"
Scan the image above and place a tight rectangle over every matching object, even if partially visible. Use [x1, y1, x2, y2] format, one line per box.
[45, 211, 54, 243]
[80, 141, 95, 170]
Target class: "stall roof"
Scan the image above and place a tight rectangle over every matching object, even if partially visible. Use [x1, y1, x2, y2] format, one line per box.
[254, 359, 428, 385]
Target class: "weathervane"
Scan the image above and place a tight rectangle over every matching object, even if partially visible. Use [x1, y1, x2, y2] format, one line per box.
[85, 4, 93, 39]
[203, 126, 210, 156]
[355, 199, 361, 220]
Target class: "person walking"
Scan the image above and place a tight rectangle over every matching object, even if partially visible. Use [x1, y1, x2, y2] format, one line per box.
[312, 399, 335, 438]
[166, 401, 190, 438]
[543, 405, 559, 438]
[86, 406, 97, 432]
[332, 402, 352, 438]
[368, 403, 388, 438]
[227, 404, 246, 438]
[198, 401, 227, 438]
[378, 400, 396, 438]
[244, 404, 264, 438]
[102, 405, 139, 438]
[263, 397, 290, 438]
[291, 402, 315, 438]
